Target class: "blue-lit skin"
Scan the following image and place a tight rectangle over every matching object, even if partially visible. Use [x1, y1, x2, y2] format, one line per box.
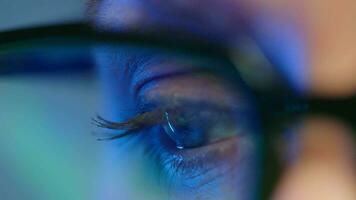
[92, 0, 308, 93]
[94, 45, 261, 200]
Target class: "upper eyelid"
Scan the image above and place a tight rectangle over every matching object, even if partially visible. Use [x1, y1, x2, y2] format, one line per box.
[128, 54, 237, 99]
[133, 66, 206, 100]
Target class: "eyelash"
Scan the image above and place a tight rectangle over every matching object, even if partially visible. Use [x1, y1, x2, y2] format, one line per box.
[92, 110, 191, 188]
[92, 109, 164, 141]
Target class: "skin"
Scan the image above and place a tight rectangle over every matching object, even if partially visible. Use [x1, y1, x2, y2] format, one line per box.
[90, 0, 356, 199]
[274, 116, 356, 200]
[241, 0, 356, 97]
[90, 0, 356, 96]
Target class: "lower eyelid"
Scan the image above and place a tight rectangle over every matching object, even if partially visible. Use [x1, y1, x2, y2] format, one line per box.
[155, 134, 258, 193]
[150, 129, 250, 174]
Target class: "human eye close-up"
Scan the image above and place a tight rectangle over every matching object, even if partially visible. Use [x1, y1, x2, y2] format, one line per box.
[0, 0, 355, 200]
[92, 47, 261, 199]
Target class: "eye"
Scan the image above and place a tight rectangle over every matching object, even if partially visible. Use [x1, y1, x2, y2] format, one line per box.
[163, 101, 243, 149]
[94, 47, 260, 199]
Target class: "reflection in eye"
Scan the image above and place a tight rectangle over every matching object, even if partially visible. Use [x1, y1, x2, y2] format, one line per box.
[94, 46, 260, 199]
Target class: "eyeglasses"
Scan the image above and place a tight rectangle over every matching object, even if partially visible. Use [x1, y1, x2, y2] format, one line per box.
[1, 22, 354, 199]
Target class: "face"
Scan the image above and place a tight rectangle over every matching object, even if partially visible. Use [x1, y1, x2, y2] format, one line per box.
[87, 0, 356, 200]
[0, 1, 355, 199]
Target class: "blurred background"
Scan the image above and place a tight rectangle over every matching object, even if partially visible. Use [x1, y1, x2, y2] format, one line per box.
[0, 0, 85, 30]
[0, 1, 105, 199]
[0, 71, 101, 200]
